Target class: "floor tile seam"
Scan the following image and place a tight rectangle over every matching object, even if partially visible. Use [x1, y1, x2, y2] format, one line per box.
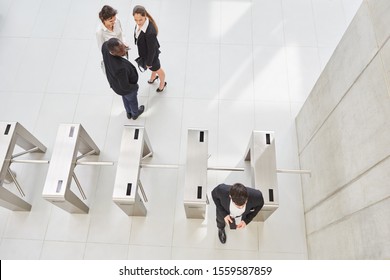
[0, 0, 13, 18]
[217, 97, 257, 102]
[182, 96, 219, 102]
[0, 212, 11, 239]
[279, 0, 294, 120]
[83, 168, 109, 250]
[75, 39, 94, 96]
[218, 42, 255, 47]
[282, 43, 323, 51]
[183, 41, 221, 46]
[304, 153, 390, 215]
[31, 34, 63, 137]
[169, 166, 184, 256]
[39, 202, 55, 259]
[128, 244, 171, 249]
[39, 239, 86, 259]
[340, 0, 351, 27]
[148, 95, 184, 101]
[166, 0, 191, 249]
[310, 0, 321, 52]
[82, 241, 133, 246]
[217, 0, 224, 166]
[0, 36, 30, 95]
[160, 95, 182, 256]
[56, 0, 73, 40]
[127, 241, 173, 247]
[257, 249, 307, 254]
[250, 0, 255, 135]
[249, 3, 260, 252]
[0, 35, 34, 39]
[54, 37, 95, 42]
[0, 90, 46, 95]
[74, 92, 114, 97]
[12, 1, 71, 39]
[38, 91, 81, 96]
[169, 244, 259, 252]
[125, 235, 131, 260]
[40, 239, 90, 244]
[252, 100, 292, 105]
[306, 195, 390, 238]
[0, 236, 46, 242]
[0, 36, 92, 42]
[13, 0, 43, 41]
[71, 94, 82, 134]
[7, 35, 75, 40]
[99, 96, 117, 159]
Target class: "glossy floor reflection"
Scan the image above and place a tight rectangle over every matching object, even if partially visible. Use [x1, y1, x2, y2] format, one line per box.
[0, 0, 362, 259]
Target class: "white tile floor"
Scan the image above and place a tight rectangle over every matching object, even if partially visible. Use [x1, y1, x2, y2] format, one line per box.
[0, 0, 362, 259]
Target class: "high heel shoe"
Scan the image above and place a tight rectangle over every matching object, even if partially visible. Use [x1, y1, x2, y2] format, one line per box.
[156, 82, 167, 93]
[147, 76, 159, 84]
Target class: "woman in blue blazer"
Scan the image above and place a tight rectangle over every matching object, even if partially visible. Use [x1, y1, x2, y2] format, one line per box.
[133, 5, 167, 92]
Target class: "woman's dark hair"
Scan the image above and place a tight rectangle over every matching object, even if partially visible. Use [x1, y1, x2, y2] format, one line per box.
[132, 5, 158, 35]
[229, 183, 248, 206]
[99, 5, 117, 22]
[107, 38, 122, 55]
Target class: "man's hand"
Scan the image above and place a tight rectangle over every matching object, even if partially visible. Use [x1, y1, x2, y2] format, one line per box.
[236, 220, 246, 229]
[224, 215, 233, 225]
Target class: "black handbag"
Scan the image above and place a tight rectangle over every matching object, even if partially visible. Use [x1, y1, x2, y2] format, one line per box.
[135, 57, 147, 72]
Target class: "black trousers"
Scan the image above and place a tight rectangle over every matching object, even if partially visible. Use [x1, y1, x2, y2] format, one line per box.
[216, 210, 226, 230]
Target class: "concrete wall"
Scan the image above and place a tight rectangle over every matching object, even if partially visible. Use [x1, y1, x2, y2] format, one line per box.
[295, 0, 390, 259]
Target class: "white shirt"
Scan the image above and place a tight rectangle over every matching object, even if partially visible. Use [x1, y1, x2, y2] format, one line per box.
[135, 17, 149, 39]
[96, 17, 126, 51]
[229, 200, 246, 224]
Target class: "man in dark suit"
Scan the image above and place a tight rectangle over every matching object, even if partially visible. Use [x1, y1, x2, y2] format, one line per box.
[102, 38, 144, 120]
[211, 183, 264, 244]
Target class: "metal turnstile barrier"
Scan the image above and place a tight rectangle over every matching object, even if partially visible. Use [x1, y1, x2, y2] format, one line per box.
[1, 122, 310, 220]
[0, 122, 47, 211]
[183, 128, 251, 219]
[245, 130, 311, 221]
[183, 129, 258, 220]
[42, 124, 112, 214]
[245, 131, 278, 221]
[113, 126, 152, 216]
[183, 129, 209, 219]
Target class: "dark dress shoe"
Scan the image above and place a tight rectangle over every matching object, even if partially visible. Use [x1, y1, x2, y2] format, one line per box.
[132, 105, 145, 120]
[218, 228, 226, 244]
[156, 82, 167, 92]
[148, 76, 159, 84]
[126, 112, 132, 119]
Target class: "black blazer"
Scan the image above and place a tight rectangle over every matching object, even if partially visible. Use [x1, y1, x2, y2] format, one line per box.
[211, 184, 264, 225]
[102, 41, 139, 96]
[134, 22, 160, 67]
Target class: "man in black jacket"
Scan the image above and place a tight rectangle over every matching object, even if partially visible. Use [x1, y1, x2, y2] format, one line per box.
[211, 183, 264, 244]
[102, 38, 144, 120]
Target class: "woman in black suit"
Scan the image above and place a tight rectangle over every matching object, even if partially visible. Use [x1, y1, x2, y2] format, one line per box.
[133, 5, 167, 92]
